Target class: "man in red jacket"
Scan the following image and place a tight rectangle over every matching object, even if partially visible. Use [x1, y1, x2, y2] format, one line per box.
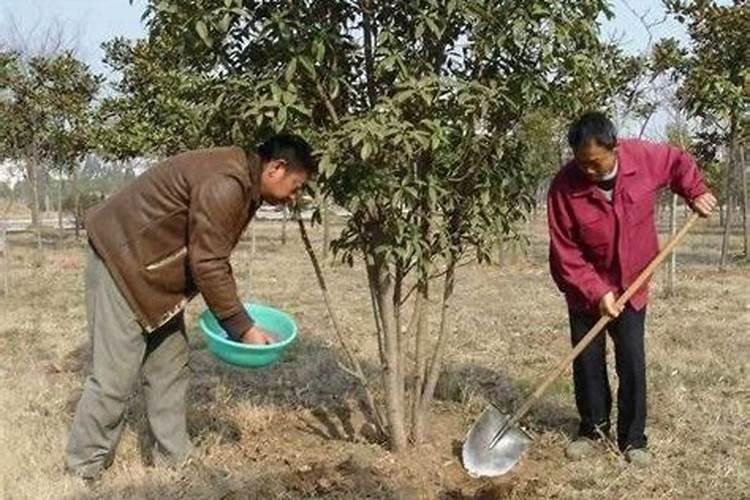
[547, 112, 715, 466]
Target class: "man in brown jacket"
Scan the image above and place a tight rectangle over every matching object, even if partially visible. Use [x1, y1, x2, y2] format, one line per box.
[66, 134, 316, 480]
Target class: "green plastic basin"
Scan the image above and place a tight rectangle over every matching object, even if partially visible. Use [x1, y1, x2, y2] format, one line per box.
[199, 303, 298, 368]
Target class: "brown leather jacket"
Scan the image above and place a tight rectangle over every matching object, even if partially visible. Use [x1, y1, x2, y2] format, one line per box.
[85, 147, 261, 338]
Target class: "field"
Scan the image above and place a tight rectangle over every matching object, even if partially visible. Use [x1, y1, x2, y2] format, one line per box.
[0, 212, 748, 499]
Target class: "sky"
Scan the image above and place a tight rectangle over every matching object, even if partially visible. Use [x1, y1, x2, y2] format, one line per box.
[0, 0, 687, 70]
[0, 0, 689, 140]
[0, 0, 146, 78]
[604, 0, 688, 54]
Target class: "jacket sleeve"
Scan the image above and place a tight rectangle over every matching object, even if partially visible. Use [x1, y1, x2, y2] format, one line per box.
[644, 141, 708, 202]
[188, 175, 253, 340]
[547, 187, 611, 309]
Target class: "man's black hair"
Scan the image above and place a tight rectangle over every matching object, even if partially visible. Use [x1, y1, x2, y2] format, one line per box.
[567, 111, 618, 152]
[257, 133, 317, 176]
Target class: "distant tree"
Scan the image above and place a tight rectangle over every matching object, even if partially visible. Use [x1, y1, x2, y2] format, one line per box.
[0, 50, 100, 242]
[656, 0, 749, 265]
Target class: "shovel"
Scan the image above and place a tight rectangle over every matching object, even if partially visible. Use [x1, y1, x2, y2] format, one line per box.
[462, 212, 701, 477]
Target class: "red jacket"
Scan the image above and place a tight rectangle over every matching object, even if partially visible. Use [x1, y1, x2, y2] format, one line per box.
[547, 139, 707, 313]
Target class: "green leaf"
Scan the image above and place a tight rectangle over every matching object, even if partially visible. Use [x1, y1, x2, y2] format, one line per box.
[299, 56, 316, 76]
[156, 1, 178, 14]
[415, 23, 425, 39]
[318, 154, 333, 176]
[270, 83, 282, 101]
[195, 20, 211, 47]
[380, 54, 396, 71]
[289, 103, 311, 117]
[425, 18, 440, 37]
[314, 40, 325, 62]
[330, 79, 340, 99]
[218, 13, 231, 33]
[276, 106, 287, 131]
[361, 141, 373, 160]
[284, 58, 298, 82]
[230, 7, 249, 17]
[282, 90, 297, 105]
[532, 6, 550, 18]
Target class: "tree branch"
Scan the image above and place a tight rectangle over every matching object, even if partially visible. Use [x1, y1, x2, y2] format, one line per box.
[297, 216, 385, 434]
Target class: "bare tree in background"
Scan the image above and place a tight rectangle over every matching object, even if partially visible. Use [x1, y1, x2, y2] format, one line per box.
[611, 0, 669, 138]
[0, 12, 83, 56]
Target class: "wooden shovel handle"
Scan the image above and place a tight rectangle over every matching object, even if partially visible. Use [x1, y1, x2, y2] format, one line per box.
[492, 211, 701, 444]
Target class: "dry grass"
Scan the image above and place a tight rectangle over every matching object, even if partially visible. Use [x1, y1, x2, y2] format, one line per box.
[0, 211, 748, 499]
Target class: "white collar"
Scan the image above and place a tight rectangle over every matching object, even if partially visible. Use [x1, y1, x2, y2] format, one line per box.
[600, 161, 618, 181]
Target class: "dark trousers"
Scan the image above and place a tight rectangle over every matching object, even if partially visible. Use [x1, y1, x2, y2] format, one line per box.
[569, 305, 647, 451]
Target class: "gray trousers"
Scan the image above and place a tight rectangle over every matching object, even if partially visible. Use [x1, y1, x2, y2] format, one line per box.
[65, 245, 193, 478]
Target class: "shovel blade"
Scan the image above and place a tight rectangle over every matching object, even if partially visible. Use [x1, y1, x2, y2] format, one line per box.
[462, 406, 532, 477]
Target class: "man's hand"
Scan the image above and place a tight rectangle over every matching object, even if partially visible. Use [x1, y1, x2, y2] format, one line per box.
[599, 291, 623, 318]
[692, 192, 717, 217]
[240, 326, 276, 345]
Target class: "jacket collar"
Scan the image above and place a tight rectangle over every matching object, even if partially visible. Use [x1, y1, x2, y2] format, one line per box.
[246, 151, 263, 202]
[615, 145, 637, 177]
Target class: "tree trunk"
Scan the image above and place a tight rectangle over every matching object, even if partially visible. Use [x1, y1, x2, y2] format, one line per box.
[637, 110, 654, 139]
[410, 279, 429, 443]
[72, 164, 81, 238]
[720, 159, 735, 270]
[740, 144, 748, 258]
[665, 193, 678, 297]
[245, 223, 257, 298]
[413, 255, 456, 443]
[25, 159, 43, 252]
[322, 201, 330, 259]
[361, 0, 378, 107]
[0, 225, 7, 297]
[365, 256, 386, 365]
[25, 160, 40, 226]
[297, 218, 385, 435]
[57, 174, 65, 249]
[393, 264, 406, 427]
[2, 189, 14, 217]
[410, 153, 432, 441]
[369, 254, 407, 452]
[281, 206, 288, 245]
